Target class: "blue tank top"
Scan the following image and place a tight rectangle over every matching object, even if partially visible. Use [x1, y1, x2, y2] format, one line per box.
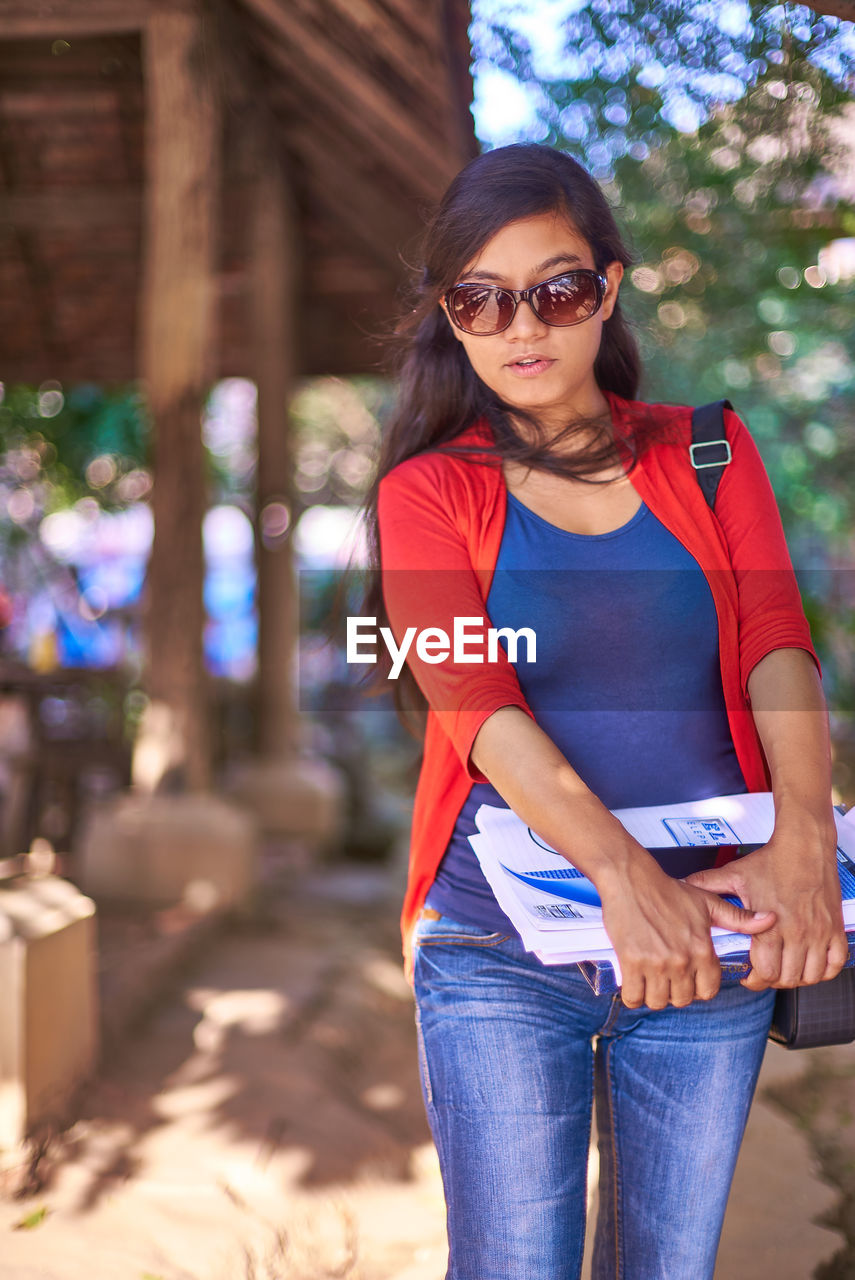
[425, 492, 746, 932]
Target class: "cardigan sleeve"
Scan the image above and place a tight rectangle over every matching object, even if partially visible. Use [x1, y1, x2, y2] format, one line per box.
[714, 408, 819, 696]
[377, 457, 535, 781]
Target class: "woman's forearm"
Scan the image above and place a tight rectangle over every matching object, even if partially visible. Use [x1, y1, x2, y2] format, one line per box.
[687, 646, 846, 988]
[469, 705, 643, 892]
[470, 704, 776, 1008]
[746, 647, 835, 839]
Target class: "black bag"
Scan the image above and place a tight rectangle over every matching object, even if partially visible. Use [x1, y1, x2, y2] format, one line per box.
[691, 401, 855, 1050]
[768, 956, 855, 1048]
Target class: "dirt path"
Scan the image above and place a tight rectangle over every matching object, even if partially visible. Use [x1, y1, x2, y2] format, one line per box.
[1, 869, 447, 1280]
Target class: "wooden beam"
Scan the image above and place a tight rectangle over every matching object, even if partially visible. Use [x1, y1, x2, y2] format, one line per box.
[0, 186, 141, 229]
[279, 118, 419, 273]
[0, 36, 141, 83]
[250, 149, 300, 758]
[211, 0, 406, 319]
[139, 3, 219, 792]
[260, 68, 423, 241]
[256, 30, 442, 207]
[0, 0, 152, 38]
[114, 56, 144, 183]
[0, 88, 126, 116]
[806, 0, 855, 17]
[441, 0, 478, 164]
[298, 0, 445, 112]
[311, 259, 394, 293]
[371, 0, 438, 48]
[0, 125, 63, 370]
[241, 0, 456, 200]
[212, 0, 431, 264]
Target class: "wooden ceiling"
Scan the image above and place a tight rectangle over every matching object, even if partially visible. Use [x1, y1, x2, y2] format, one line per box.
[0, 0, 477, 384]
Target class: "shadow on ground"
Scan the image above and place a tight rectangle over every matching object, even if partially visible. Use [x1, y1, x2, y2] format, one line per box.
[34, 867, 431, 1211]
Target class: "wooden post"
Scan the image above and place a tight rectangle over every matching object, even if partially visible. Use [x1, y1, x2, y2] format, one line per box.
[138, 4, 220, 790]
[250, 152, 299, 758]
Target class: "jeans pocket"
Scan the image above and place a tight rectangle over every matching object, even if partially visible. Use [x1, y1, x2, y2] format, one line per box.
[414, 911, 511, 949]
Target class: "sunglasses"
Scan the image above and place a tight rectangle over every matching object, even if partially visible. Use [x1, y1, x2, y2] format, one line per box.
[444, 269, 608, 336]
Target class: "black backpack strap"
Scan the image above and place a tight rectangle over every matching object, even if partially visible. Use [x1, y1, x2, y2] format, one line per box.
[690, 399, 734, 510]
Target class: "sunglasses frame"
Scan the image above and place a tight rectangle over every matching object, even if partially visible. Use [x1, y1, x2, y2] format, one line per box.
[443, 268, 609, 336]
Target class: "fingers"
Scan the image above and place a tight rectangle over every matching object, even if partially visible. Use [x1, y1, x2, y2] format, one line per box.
[741, 930, 783, 990]
[669, 965, 700, 1009]
[683, 867, 736, 894]
[742, 928, 847, 990]
[800, 947, 828, 987]
[705, 895, 776, 935]
[820, 932, 850, 983]
[740, 973, 771, 991]
[639, 966, 677, 1012]
[620, 968, 645, 1010]
[620, 952, 721, 1011]
[742, 950, 842, 989]
[778, 933, 810, 988]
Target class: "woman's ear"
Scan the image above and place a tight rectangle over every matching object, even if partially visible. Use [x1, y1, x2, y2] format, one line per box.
[439, 296, 465, 344]
[601, 261, 624, 322]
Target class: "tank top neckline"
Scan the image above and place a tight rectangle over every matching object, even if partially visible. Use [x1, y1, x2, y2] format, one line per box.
[505, 489, 649, 541]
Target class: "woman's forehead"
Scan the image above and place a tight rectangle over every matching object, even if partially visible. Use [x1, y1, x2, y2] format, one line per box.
[460, 211, 593, 280]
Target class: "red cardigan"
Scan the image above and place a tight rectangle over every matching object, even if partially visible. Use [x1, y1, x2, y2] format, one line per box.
[377, 392, 818, 973]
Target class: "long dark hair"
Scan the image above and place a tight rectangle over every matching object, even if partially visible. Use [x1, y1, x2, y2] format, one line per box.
[359, 143, 659, 731]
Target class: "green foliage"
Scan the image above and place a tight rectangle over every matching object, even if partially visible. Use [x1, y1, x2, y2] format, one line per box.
[474, 0, 855, 149]
[0, 382, 150, 533]
[13, 1205, 49, 1230]
[606, 76, 855, 545]
[290, 376, 391, 512]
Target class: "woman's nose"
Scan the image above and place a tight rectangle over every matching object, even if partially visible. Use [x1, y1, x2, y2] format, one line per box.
[505, 296, 548, 340]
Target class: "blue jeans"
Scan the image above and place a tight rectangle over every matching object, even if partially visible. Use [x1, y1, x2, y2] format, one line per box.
[413, 911, 775, 1280]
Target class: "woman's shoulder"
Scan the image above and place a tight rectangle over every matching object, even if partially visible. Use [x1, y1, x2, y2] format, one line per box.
[609, 392, 751, 454]
[379, 419, 501, 499]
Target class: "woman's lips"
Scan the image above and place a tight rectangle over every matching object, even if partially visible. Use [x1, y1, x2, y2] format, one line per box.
[507, 357, 555, 377]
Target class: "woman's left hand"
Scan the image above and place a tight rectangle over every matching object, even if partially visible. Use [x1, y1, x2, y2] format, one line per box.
[684, 816, 848, 990]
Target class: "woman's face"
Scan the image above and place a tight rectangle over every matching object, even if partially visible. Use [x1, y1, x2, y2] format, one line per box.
[441, 211, 623, 428]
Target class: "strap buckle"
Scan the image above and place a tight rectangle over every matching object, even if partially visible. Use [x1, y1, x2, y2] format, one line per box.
[689, 439, 732, 470]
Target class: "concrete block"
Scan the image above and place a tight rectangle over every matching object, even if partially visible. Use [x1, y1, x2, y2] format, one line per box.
[77, 793, 258, 911]
[224, 756, 345, 847]
[0, 876, 98, 1150]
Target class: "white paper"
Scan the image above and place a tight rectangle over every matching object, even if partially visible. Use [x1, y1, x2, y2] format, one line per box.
[468, 795, 855, 980]
[603, 792, 776, 849]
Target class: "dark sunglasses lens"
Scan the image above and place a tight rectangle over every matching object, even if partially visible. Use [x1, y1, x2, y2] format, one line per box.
[532, 273, 601, 325]
[450, 285, 514, 334]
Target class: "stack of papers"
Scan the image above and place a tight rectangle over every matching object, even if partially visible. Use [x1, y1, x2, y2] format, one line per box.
[468, 793, 855, 986]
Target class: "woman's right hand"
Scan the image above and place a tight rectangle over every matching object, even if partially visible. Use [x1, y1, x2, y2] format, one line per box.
[597, 855, 776, 1010]
[469, 708, 778, 1010]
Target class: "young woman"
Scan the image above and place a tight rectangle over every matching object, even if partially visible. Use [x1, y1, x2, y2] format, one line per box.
[363, 144, 846, 1279]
